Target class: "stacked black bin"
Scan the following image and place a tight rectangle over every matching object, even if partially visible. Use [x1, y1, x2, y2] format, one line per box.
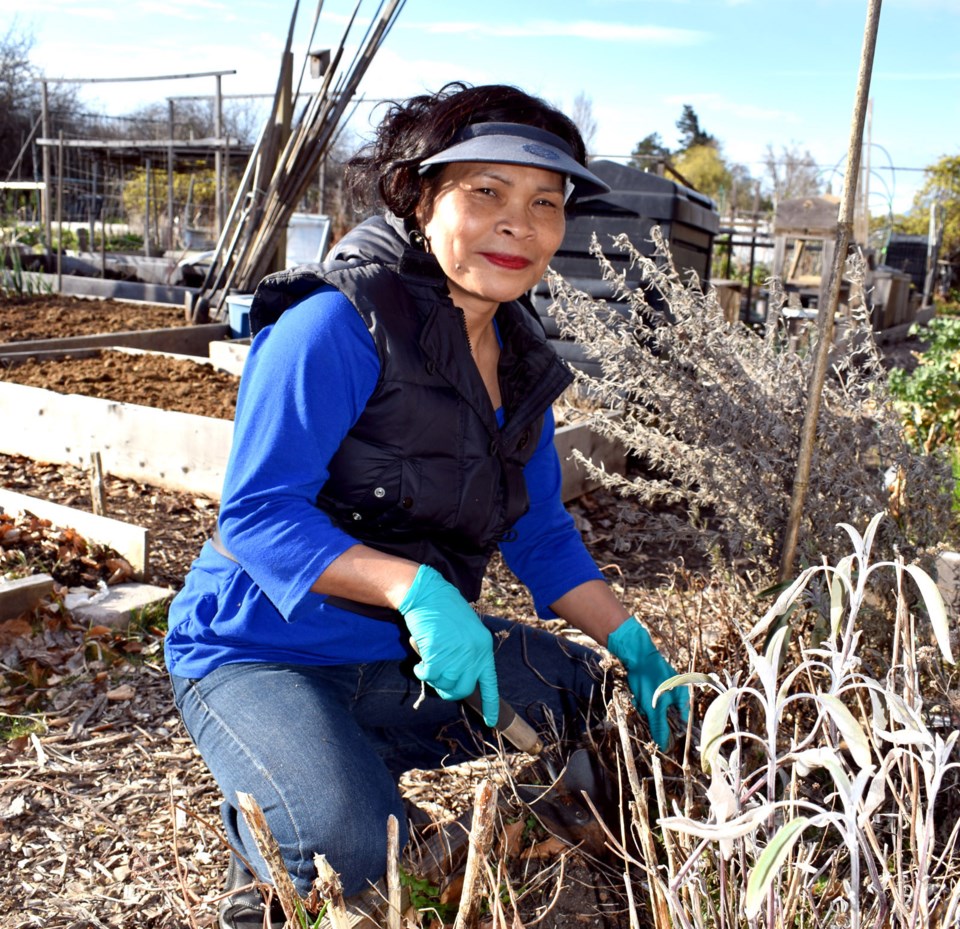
[531, 159, 719, 375]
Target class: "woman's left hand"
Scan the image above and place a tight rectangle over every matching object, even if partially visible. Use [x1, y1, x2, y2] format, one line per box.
[607, 616, 688, 750]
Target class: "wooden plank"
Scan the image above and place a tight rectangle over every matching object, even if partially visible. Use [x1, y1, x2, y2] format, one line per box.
[0, 375, 620, 504]
[34, 272, 198, 306]
[0, 488, 150, 577]
[207, 339, 251, 375]
[555, 420, 627, 502]
[0, 573, 54, 620]
[0, 381, 233, 498]
[0, 323, 230, 359]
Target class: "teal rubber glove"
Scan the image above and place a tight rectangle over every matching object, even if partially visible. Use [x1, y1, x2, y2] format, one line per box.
[607, 616, 688, 750]
[397, 564, 500, 727]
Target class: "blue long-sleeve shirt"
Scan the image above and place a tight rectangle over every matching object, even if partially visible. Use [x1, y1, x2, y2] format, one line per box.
[164, 286, 602, 679]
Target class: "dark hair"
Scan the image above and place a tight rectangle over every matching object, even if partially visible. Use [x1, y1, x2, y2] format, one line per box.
[346, 82, 588, 219]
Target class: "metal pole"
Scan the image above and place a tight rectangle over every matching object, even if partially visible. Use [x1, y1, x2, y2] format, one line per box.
[168, 99, 176, 251]
[89, 158, 97, 252]
[922, 203, 940, 307]
[41, 80, 52, 251]
[745, 235, 757, 323]
[56, 130, 63, 292]
[144, 157, 152, 258]
[778, 0, 883, 582]
[214, 74, 223, 236]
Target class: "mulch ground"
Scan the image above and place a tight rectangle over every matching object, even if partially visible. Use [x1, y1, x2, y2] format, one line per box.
[0, 445, 689, 929]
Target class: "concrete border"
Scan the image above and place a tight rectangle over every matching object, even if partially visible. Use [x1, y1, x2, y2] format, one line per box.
[33, 273, 197, 306]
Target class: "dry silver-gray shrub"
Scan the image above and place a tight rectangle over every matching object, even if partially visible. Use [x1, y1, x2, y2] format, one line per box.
[547, 229, 954, 574]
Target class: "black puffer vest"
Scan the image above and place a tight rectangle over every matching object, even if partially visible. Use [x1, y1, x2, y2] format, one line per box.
[249, 215, 573, 606]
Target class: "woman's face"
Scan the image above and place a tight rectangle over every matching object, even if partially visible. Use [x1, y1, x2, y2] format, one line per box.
[418, 161, 566, 317]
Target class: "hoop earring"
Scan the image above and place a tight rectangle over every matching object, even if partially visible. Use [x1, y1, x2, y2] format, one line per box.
[410, 229, 431, 253]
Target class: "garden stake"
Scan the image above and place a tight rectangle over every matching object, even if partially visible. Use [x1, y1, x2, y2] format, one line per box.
[779, 0, 883, 582]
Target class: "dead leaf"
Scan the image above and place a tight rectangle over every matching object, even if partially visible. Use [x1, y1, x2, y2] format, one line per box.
[520, 836, 569, 861]
[0, 618, 33, 644]
[106, 684, 135, 701]
[439, 872, 464, 906]
[501, 819, 526, 859]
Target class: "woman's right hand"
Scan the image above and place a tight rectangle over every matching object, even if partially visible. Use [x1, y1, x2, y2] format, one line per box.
[398, 565, 500, 727]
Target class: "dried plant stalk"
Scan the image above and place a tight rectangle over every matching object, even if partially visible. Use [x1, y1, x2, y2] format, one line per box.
[453, 779, 499, 929]
[386, 814, 401, 929]
[236, 790, 303, 926]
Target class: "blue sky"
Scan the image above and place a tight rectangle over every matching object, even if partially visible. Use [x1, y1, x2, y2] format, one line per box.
[4, 0, 958, 214]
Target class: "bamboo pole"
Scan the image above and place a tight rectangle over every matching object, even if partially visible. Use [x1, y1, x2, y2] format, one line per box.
[56, 130, 63, 291]
[777, 0, 883, 582]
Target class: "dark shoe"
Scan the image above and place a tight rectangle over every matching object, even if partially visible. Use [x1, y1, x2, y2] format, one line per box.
[218, 856, 286, 929]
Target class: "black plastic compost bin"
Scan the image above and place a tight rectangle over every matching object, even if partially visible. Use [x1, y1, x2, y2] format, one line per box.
[531, 159, 719, 375]
[884, 233, 929, 293]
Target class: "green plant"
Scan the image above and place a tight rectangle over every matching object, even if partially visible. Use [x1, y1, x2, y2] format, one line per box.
[0, 712, 47, 742]
[399, 869, 455, 925]
[889, 316, 960, 453]
[51, 227, 78, 251]
[99, 231, 145, 252]
[0, 230, 52, 300]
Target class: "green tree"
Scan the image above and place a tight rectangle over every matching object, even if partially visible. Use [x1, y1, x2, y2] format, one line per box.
[673, 143, 732, 206]
[908, 154, 960, 263]
[676, 103, 715, 151]
[629, 132, 670, 170]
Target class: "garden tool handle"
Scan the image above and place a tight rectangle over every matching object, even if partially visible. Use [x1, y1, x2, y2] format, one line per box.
[463, 689, 544, 756]
[407, 637, 543, 756]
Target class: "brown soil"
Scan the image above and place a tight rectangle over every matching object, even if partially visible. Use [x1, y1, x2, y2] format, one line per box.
[0, 295, 187, 343]
[0, 351, 240, 419]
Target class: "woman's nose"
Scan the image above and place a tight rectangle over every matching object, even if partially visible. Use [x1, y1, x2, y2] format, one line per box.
[496, 203, 534, 238]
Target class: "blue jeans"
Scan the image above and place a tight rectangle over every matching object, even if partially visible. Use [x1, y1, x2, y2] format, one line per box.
[170, 616, 605, 896]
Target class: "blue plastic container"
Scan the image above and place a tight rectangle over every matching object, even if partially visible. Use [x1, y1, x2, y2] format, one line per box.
[226, 294, 255, 339]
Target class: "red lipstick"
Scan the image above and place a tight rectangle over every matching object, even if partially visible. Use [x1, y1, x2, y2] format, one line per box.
[481, 252, 532, 270]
